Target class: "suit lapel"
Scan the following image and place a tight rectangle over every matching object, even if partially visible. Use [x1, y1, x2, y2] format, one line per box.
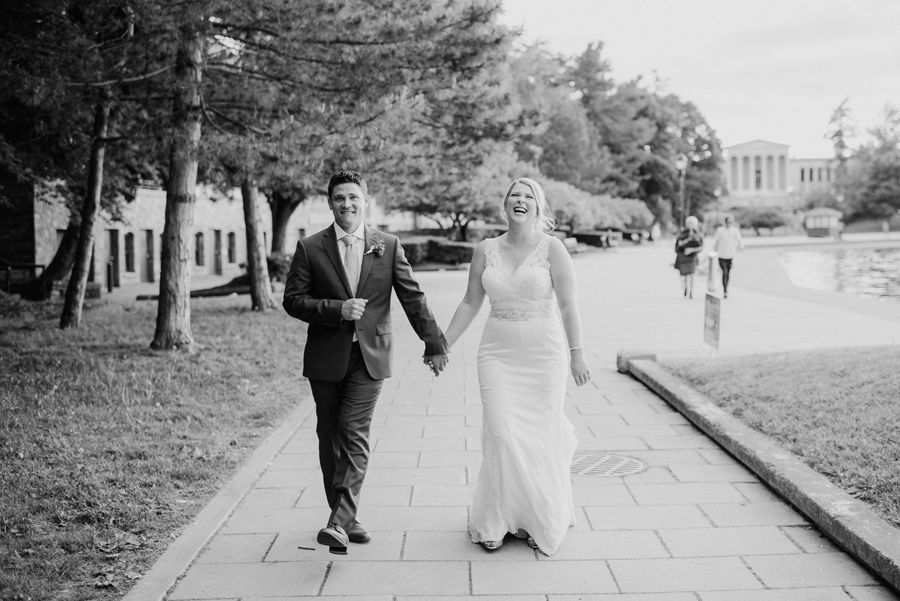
[356, 225, 377, 293]
[323, 226, 353, 297]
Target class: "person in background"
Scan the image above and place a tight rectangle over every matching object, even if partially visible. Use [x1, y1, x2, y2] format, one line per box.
[674, 215, 703, 299]
[650, 222, 661, 247]
[713, 215, 744, 299]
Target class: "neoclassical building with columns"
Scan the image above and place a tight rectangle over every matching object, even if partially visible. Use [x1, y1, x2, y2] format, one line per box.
[722, 140, 835, 210]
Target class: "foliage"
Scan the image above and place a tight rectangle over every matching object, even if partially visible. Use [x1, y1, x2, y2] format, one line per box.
[0, 294, 308, 600]
[826, 99, 855, 180]
[855, 149, 900, 219]
[266, 253, 292, 283]
[540, 178, 654, 232]
[426, 239, 477, 265]
[508, 44, 611, 194]
[542, 178, 610, 230]
[803, 189, 844, 211]
[391, 141, 535, 241]
[732, 207, 788, 235]
[832, 103, 900, 222]
[503, 42, 723, 228]
[384, 28, 527, 242]
[0, 1, 163, 214]
[663, 345, 900, 529]
[399, 238, 432, 266]
[195, 0, 514, 251]
[606, 197, 656, 229]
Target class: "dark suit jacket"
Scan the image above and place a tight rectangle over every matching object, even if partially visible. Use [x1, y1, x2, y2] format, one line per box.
[283, 224, 448, 382]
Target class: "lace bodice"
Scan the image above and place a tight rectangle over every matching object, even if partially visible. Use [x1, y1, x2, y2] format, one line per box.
[482, 235, 555, 315]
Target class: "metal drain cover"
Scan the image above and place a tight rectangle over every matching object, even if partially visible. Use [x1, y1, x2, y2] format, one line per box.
[571, 453, 648, 477]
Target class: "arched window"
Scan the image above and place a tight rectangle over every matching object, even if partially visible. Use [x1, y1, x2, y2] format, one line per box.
[195, 232, 205, 266]
[227, 232, 236, 263]
[124, 232, 135, 272]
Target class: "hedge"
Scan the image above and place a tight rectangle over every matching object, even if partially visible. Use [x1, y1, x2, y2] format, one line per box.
[427, 239, 476, 265]
[400, 240, 430, 266]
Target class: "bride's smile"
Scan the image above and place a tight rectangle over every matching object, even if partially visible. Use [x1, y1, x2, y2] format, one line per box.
[506, 183, 537, 226]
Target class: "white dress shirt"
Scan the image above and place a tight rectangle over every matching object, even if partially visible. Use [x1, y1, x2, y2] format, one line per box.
[714, 225, 744, 260]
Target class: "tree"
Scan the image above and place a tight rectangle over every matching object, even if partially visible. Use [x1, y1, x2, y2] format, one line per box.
[374, 18, 521, 241]
[733, 207, 787, 235]
[841, 105, 900, 221]
[507, 44, 612, 194]
[854, 150, 900, 219]
[803, 189, 843, 211]
[1, 1, 163, 317]
[60, 92, 111, 328]
[826, 99, 856, 179]
[151, 5, 205, 350]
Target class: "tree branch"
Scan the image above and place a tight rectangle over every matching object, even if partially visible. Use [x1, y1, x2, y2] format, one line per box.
[66, 65, 173, 88]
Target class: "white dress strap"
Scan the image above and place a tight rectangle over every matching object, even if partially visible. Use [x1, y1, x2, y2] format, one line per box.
[531, 235, 552, 269]
[484, 237, 500, 268]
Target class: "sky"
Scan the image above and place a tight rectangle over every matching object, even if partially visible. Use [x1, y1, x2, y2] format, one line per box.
[498, 0, 900, 158]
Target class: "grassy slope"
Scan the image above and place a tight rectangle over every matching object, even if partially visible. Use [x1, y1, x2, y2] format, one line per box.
[664, 345, 900, 529]
[0, 293, 309, 600]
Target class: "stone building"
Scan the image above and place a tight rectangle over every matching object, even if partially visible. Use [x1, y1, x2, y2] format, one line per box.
[1, 184, 414, 294]
[722, 139, 835, 210]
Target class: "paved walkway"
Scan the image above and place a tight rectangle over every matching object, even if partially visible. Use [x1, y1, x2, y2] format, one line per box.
[146, 240, 900, 600]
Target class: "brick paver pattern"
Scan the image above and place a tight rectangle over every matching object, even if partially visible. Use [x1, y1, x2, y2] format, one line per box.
[168, 241, 900, 600]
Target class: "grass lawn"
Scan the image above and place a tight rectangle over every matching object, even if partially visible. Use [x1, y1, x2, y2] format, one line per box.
[663, 345, 900, 529]
[0, 292, 310, 600]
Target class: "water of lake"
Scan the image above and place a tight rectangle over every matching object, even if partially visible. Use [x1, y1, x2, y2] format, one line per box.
[778, 247, 900, 302]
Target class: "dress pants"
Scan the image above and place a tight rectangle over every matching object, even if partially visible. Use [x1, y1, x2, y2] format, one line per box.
[718, 258, 733, 293]
[308, 342, 383, 530]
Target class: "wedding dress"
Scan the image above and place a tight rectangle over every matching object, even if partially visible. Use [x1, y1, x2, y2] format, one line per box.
[469, 234, 578, 555]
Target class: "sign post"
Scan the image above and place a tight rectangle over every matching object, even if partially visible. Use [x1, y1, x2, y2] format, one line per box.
[704, 292, 721, 349]
[707, 250, 718, 293]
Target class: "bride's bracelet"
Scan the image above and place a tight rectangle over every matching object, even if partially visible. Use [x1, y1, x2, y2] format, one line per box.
[569, 345, 584, 353]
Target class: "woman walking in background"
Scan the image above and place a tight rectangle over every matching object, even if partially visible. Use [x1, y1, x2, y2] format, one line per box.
[674, 215, 704, 298]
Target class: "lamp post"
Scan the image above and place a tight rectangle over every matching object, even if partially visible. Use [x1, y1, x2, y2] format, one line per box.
[675, 153, 689, 229]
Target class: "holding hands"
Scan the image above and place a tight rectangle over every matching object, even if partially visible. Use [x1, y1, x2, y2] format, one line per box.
[424, 354, 449, 376]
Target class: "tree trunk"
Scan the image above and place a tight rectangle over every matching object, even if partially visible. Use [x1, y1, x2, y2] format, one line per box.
[241, 177, 276, 312]
[22, 217, 79, 300]
[269, 189, 304, 255]
[151, 25, 203, 352]
[458, 218, 471, 242]
[60, 96, 109, 329]
[45, 219, 80, 281]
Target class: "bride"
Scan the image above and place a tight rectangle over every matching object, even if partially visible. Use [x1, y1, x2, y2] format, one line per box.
[442, 177, 590, 555]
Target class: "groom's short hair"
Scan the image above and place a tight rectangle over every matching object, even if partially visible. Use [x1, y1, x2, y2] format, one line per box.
[328, 170, 368, 199]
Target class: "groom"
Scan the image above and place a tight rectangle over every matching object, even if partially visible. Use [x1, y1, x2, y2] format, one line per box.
[283, 170, 449, 555]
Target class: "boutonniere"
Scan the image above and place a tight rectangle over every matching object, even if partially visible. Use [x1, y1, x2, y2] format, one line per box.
[364, 238, 386, 257]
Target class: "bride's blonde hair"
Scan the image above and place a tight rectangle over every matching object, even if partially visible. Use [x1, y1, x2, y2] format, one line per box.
[501, 177, 555, 233]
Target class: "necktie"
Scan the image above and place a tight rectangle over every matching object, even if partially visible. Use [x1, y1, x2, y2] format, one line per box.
[342, 236, 359, 296]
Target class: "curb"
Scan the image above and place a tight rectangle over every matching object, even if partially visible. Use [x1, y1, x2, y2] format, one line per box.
[121, 400, 315, 601]
[616, 351, 900, 595]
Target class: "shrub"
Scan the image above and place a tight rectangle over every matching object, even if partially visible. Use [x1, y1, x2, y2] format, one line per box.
[267, 253, 293, 282]
[427, 239, 476, 264]
[573, 232, 605, 247]
[732, 207, 789, 235]
[399, 239, 430, 266]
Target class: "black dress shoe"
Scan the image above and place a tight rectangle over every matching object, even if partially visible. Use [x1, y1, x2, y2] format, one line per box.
[348, 521, 371, 544]
[317, 523, 349, 555]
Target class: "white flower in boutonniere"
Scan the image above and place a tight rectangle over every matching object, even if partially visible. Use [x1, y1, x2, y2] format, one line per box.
[364, 239, 386, 257]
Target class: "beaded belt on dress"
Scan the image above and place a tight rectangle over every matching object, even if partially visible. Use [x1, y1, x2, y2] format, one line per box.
[491, 309, 535, 321]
